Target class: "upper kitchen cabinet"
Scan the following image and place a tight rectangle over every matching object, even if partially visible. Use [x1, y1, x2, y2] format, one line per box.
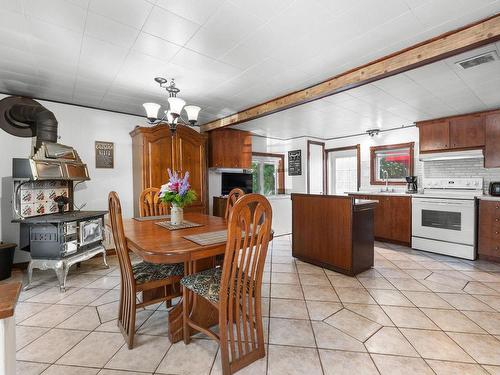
[485, 112, 500, 168]
[449, 114, 485, 149]
[417, 119, 450, 152]
[209, 128, 252, 169]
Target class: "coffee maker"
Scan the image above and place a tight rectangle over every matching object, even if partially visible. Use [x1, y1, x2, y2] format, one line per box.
[405, 176, 418, 194]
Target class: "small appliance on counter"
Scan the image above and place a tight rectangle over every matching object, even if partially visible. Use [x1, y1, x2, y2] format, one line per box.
[405, 176, 418, 194]
[489, 182, 500, 197]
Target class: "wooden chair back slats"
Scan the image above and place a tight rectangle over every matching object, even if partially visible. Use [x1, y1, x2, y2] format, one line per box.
[108, 191, 137, 348]
[224, 188, 245, 220]
[219, 193, 272, 374]
[139, 188, 168, 217]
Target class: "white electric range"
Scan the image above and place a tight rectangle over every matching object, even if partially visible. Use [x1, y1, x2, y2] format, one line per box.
[411, 178, 483, 260]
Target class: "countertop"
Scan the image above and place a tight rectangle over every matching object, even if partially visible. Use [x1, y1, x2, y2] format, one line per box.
[13, 210, 108, 224]
[346, 191, 415, 197]
[479, 195, 500, 202]
[0, 282, 22, 319]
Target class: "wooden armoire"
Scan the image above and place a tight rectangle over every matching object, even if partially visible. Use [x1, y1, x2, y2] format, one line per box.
[130, 124, 208, 217]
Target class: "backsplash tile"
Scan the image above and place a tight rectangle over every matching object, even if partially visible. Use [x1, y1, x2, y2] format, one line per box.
[423, 158, 500, 193]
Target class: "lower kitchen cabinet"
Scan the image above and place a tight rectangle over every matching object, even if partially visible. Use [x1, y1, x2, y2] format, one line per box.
[479, 200, 500, 262]
[349, 194, 411, 245]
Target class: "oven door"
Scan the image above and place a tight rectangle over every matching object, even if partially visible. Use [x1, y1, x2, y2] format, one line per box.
[412, 198, 475, 245]
[79, 218, 103, 246]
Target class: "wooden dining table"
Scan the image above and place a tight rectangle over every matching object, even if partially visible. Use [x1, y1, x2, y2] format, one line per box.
[122, 212, 228, 343]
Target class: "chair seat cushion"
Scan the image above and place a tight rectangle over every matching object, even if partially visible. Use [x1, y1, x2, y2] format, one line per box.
[132, 261, 184, 284]
[181, 267, 222, 304]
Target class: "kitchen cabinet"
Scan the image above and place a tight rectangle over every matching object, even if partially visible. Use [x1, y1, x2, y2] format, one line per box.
[479, 200, 500, 262]
[349, 194, 411, 245]
[485, 113, 500, 168]
[418, 119, 450, 152]
[209, 128, 252, 168]
[449, 114, 484, 149]
[130, 124, 208, 217]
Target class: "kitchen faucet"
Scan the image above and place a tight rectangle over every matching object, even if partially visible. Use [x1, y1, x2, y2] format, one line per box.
[383, 170, 389, 192]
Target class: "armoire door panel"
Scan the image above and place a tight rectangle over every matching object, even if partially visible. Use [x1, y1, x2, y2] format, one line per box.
[146, 134, 173, 188]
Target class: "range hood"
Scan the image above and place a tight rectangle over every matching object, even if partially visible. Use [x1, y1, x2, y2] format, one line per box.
[419, 149, 484, 161]
[13, 142, 90, 181]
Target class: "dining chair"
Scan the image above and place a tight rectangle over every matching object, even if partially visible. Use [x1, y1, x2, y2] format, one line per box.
[139, 187, 168, 217]
[224, 188, 245, 220]
[181, 193, 272, 375]
[108, 191, 184, 349]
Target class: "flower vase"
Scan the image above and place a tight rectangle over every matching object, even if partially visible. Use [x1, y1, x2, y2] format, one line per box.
[170, 203, 184, 225]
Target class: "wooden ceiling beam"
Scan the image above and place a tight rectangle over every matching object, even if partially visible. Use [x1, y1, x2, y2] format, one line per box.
[201, 14, 500, 132]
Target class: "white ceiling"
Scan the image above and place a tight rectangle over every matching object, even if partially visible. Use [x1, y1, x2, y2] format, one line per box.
[233, 43, 500, 139]
[0, 0, 499, 127]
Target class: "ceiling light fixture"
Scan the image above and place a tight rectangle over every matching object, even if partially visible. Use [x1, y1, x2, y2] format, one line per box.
[142, 77, 201, 134]
[366, 128, 381, 137]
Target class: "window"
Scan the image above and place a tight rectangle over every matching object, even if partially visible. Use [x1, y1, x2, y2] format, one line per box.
[370, 142, 414, 185]
[251, 153, 285, 195]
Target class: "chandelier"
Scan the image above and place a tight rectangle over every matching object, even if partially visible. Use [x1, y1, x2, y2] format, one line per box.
[142, 77, 201, 134]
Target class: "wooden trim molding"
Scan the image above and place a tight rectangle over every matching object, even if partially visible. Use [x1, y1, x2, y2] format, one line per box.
[201, 14, 500, 132]
[307, 140, 326, 194]
[252, 152, 286, 194]
[370, 142, 415, 186]
[325, 144, 361, 193]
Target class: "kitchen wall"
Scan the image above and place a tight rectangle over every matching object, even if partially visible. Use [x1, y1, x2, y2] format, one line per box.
[0, 94, 143, 262]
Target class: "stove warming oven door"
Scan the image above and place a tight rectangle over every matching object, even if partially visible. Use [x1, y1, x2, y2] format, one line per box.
[412, 197, 476, 260]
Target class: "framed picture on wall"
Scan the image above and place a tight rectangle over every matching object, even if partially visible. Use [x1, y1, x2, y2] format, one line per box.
[95, 141, 114, 169]
[288, 150, 302, 176]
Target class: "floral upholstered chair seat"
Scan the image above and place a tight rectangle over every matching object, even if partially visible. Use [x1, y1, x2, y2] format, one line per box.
[132, 262, 184, 284]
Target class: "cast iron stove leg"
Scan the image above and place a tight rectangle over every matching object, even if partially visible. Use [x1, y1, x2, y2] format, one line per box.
[23, 261, 34, 291]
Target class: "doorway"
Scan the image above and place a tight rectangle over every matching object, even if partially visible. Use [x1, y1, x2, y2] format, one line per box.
[325, 145, 360, 195]
[307, 141, 325, 194]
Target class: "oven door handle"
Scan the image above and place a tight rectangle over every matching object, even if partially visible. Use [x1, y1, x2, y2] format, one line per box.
[413, 200, 473, 207]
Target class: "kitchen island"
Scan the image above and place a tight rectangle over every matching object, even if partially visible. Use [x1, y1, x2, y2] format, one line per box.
[291, 194, 378, 276]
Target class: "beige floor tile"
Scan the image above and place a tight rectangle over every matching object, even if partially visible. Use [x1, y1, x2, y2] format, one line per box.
[306, 301, 342, 320]
[136, 309, 169, 336]
[325, 309, 382, 342]
[418, 261, 454, 271]
[64, 274, 102, 288]
[268, 344, 322, 375]
[211, 347, 267, 375]
[271, 272, 300, 285]
[88, 290, 121, 307]
[365, 327, 419, 357]
[463, 311, 500, 335]
[300, 273, 331, 286]
[96, 301, 120, 323]
[387, 277, 429, 291]
[426, 273, 468, 289]
[464, 282, 500, 295]
[16, 361, 49, 375]
[328, 275, 364, 288]
[17, 328, 88, 363]
[402, 291, 453, 309]
[357, 269, 383, 278]
[463, 272, 500, 283]
[377, 268, 412, 279]
[156, 338, 218, 375]
[84, 276, 121, 289]
[358, 277, 395, 290]
[401, 328, 474, 362]
[25, 287, 79, 304]
[302, 284, 339, 302]
[16, 325, 49, 351]
[335, 287, 376, 304]
[422, 308, 485, 333]
[344, 304, 394, 326]
[381, 306, 438, 330]
[56, 288, 108, 306]
[57, 306, 102, 331]
[405, 269, 433, 279]
[19, 304, 82, 328]
[98, 370, 152, 375]
[448, 332, 500, 365]
[485, 283, 500, 293]
[18, 285, 53, 302]
[482, 365, 500, 374]
[319, 349, 379, 375]
[270, 283, 303, 300]
[420, 280, 465, 293]
[269, 317, 315, 347]
[14, 302, 49, 323]
[369, 289, 413, 307]
[438, 293, 494, 311]
[311, 321, 366, 352]
[272, 263, 297, 273]
[270, 298, 309, 319]
[475, 295, 500, 311]
[296, 263, 325, 275]
[57, 331, 125, 367]
[272, 256, 295, 264]
[105, 334, 170, 372]
[371, 354, 434, 375]
[426, 359, 489, 375]
[41, 365, 99, 374]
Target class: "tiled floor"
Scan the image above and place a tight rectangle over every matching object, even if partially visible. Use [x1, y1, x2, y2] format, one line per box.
[11, 236, 500, 374]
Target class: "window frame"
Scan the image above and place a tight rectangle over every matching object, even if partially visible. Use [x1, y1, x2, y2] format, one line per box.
[325, 144, 361, 193]
[370, 142, 414, 185]
[252, 152, 285, 195]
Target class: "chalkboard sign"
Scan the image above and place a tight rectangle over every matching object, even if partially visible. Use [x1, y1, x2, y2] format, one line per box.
[288, 150, 302, 176]
[95, 141, 114, 169]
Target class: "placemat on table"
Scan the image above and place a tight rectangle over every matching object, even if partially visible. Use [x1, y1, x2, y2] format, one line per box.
[133, 214, 170, 221]
[183, 230, 228, 245]
[155, 220, 204, 230]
